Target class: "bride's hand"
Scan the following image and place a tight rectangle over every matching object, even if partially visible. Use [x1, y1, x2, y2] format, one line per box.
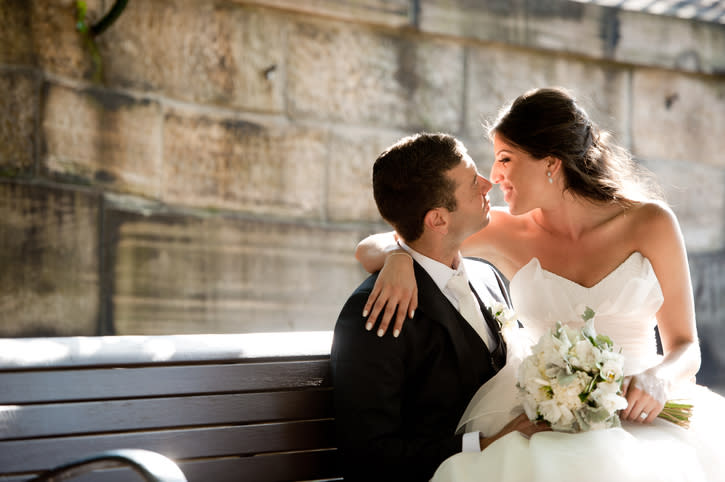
[362, 251, 418, 338]
[620, 369, 668, 424]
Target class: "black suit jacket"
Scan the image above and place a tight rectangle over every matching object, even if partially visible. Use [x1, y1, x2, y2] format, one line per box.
[331, 257, 510, 481]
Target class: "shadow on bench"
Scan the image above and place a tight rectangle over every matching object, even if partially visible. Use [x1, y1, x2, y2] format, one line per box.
[0, 332, 340, 481]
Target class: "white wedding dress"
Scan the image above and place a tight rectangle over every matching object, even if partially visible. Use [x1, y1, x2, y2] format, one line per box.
[433, 252, 725, 482]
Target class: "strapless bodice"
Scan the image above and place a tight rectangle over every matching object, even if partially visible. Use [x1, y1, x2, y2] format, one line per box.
[509, 252, 664, 375]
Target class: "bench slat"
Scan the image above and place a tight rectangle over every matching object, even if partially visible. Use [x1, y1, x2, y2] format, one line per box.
[1, 360, 331, 404]
[0, 390, 333, 440]
[0, 420, 335, 473]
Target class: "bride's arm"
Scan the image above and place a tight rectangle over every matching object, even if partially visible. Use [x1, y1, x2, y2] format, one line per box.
[355, 232, 418, 337]
[621, 203, 701, 423]
[355, 232, 398, 273]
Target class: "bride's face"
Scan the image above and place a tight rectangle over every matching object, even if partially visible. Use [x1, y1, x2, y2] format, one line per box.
[490, 134, 550, 215]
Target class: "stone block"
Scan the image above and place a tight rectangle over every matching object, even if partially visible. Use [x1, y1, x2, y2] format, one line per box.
[29, 0, 107, 81]
[104, 201, 369, 334]
[632, 71, 725, 167]
[419, 0, 725, 75]
[465, 46, 630, 144]
[42, 83, 163, 196]
[287, 20, 464, 131]
[162, 109, 326, 217]
[0, 70, 39, 175]
[326, 127, 406, 223]
[0, 0, 35, 66]
[99, 1, 285, 112]
[0, 181, 100, 336]
[639, 158, 725, 252]
[617, 8, 725, 74]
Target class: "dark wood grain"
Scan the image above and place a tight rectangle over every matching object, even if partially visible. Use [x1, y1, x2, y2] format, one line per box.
[1, 360, 331, 404]
[0, 420, 335, 473]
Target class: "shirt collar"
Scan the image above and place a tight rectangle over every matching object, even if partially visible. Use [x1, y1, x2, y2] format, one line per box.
[398, 240, 465, 294]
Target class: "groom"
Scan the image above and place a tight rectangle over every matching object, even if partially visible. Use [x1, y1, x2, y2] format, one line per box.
[331, 133, 544, 481]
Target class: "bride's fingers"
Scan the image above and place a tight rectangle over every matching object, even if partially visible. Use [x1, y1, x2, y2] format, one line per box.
[368, 292, 393, 334]
[363, 287, 382, 330]
[621, 377, 631, 397]
[410, 286, 418, 318]
[391, 300, 410, 338]
[377, 297, 402, 336]
[622, 387, 646, 421]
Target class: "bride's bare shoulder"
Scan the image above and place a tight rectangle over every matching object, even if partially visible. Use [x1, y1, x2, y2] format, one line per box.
[629, 200, 677, 226]
[627, 200, 681, 240]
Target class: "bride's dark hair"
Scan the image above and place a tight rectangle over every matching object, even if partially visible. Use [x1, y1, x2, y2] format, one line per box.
[488, 87, 662, 205]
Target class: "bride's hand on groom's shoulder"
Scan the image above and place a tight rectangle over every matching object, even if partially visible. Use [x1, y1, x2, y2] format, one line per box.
[363, 252, 418, 338]
[480, 413, 550, 451]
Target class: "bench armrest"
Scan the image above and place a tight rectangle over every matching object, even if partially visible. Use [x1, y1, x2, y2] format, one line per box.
[29, 449, 187, 482]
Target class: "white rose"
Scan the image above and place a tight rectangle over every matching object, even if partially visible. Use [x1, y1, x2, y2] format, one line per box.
[538, 399, 563, 425]
[552, 371, 591, 410]
[591, 381, 628, 413]
[569, 340, 601, 371]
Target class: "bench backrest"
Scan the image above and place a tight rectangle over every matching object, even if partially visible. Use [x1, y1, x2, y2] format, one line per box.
[0, 332, 340, 482]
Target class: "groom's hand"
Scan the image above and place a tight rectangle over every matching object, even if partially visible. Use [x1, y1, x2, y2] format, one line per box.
[479, 413, 550, 451]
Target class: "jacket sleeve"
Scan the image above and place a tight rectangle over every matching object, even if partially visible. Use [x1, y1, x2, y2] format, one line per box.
[331, 287, 463, 481]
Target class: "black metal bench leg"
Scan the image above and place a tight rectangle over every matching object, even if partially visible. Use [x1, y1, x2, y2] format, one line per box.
[29, 449, 187, 482]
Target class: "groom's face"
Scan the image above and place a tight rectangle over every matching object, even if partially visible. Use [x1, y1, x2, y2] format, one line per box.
[445, 151, 493, 240]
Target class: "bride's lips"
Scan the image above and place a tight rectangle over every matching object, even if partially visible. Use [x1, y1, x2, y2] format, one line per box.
[499, 184, 512, 203]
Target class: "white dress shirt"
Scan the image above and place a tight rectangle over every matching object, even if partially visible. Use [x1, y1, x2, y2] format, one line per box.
[398, 241, 495, 451]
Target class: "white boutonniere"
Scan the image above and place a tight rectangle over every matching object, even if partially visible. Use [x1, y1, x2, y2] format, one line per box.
[489, 302, 517, 329]
[489, 302, 518, 342]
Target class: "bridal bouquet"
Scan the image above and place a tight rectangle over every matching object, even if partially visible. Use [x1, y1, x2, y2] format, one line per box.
[516, 308, 693, 431]
[517, 308, 628, 432]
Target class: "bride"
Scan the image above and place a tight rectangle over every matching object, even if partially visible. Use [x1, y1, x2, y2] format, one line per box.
[356, 87, 725, 481]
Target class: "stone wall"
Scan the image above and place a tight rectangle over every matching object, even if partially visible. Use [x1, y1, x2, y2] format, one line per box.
[1, 0, 724, 385]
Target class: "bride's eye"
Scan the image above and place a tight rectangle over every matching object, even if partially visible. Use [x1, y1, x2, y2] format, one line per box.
[497, 157, 510, 164]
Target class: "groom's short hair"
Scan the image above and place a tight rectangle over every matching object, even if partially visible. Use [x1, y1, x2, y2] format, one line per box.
[372, 133, 462, 242]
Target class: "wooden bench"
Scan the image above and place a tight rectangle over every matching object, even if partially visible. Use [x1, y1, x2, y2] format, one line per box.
[0, 332, 340, 481]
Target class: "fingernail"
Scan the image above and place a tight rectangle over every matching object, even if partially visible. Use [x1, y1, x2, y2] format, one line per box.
[365, 322, 372, 331]
[362, 309, 369, 317]
[410, 310, 415, 318]
[393, 329, 400, 338]
[377, 328, 384, 337]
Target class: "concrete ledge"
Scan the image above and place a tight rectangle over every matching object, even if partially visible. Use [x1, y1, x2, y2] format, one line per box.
[0, 331, 334, 368]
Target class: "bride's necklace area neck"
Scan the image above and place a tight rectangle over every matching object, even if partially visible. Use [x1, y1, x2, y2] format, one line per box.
[531, 199, 626, 241]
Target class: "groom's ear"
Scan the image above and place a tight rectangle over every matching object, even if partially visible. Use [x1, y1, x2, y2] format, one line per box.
[423, 208, 449, 235]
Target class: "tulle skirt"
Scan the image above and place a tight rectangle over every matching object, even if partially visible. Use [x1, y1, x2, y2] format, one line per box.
[432, 384, 725, 482]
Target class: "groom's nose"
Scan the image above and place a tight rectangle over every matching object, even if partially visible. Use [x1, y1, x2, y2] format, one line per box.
[479, 174, 492, 194]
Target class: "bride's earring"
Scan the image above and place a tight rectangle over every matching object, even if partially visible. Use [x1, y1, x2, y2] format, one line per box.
[547, 171, 553, 184]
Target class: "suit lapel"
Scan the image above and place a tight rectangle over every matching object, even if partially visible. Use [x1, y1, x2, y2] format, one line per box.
[464, 258, 508, 370]
[412, 262, 490, 385]
[472, 286, 507, 371]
